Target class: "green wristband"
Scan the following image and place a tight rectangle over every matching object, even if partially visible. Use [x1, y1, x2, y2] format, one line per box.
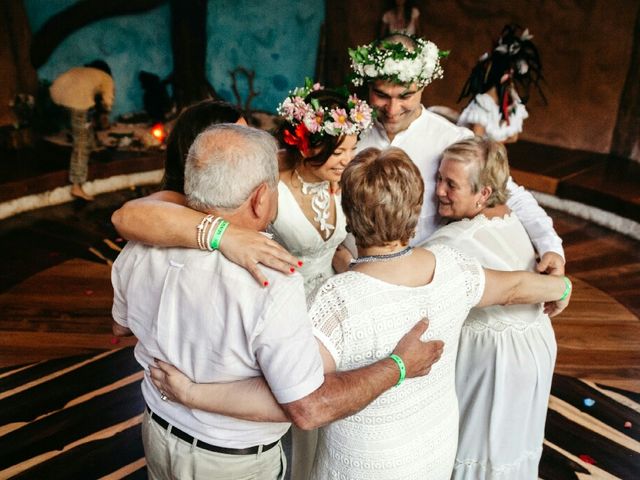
[210, 220, 229, 250]
[559, 276, 572, 301]
[389, 354, 406, 387]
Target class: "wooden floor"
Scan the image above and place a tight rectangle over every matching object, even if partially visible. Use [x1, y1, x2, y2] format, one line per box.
[0, 188, 638, 478]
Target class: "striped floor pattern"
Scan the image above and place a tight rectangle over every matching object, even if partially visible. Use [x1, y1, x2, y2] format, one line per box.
[0, 347, 637, 479]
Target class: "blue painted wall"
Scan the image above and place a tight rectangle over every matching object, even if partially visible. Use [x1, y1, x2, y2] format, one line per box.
[24, 0, 325, 116]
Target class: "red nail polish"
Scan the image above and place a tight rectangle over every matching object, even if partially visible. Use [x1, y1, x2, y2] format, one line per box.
[263, 281, 269, 287]
[290, 267, 295, 273]
[298, 261, 303, 267]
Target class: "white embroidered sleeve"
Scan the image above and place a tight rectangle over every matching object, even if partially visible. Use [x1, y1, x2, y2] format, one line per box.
[506, 177, 564, 259]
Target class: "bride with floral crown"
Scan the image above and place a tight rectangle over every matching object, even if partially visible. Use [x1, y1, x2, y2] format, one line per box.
[273, 81, 373, 296]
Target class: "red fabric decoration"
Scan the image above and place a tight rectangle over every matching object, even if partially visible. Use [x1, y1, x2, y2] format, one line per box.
[501, 89, 511, 126]
[283, 124, 310, 154]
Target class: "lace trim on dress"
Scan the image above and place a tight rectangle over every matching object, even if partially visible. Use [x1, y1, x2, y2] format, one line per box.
[295, 170, 335, 239]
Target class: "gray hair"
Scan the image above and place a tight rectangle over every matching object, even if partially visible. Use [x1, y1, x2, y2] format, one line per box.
[442, 136, 511, 207]
[184, 124, 278, 211]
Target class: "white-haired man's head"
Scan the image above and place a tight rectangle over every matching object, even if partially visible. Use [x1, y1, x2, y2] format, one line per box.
[185, 124, 279, 230]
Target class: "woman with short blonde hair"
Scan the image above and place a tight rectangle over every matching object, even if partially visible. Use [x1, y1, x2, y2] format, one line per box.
[428, 136, 562, 479]
[441, 137, 510, 207]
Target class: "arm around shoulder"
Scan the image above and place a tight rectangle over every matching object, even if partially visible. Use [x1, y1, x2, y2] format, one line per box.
[282, 319, 443, 430]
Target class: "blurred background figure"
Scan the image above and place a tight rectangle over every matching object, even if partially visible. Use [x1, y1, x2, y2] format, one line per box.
[49, 60, 114, 200]
[380, 0, 421, 37]
[457, 25, 545, 143]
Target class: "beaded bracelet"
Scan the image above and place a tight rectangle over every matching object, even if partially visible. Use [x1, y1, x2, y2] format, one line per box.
[559, 276, 572, 301]
[196, 215, 216, 250]
[388, 354, 406, 387]
[210, 220, 230, 250]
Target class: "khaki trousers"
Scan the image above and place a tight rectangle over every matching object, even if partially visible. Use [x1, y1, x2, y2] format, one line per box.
[142, 410, 286, 480]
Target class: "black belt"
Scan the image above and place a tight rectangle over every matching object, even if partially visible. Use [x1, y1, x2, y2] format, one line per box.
[146, 406, 280, 455]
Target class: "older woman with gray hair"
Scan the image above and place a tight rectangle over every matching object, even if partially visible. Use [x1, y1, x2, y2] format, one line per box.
[424, 137, 563, 479]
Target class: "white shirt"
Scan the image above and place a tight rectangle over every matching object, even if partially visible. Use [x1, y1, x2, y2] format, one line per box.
[357, 106, 564, 257]
[112, 242, 324, 448]
[457, 93, 529, 142]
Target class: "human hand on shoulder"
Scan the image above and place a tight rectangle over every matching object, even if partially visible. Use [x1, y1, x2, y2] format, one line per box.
[391, 319, 444, 379]
[219, 224, 301, 287]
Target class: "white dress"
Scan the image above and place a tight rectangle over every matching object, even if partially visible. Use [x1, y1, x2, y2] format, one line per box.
[271, 179, 347, 480]
[271, 181, 347, 297]
[308, 245, 486, 480]
[457, 93, 529, 142]
[426, 213, 557, 479]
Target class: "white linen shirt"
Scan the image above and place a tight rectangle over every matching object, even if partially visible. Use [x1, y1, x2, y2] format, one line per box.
[112, 241, 324, 448]
[357, 106, 564, 257]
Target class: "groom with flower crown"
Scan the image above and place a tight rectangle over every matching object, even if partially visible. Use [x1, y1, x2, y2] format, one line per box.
[349, 34, 566, 274]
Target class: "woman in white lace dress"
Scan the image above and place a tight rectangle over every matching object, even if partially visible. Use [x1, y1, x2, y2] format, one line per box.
[457, 25, 545, 143]
[149, 146, 572, 480]
[425, 137, 561, 479]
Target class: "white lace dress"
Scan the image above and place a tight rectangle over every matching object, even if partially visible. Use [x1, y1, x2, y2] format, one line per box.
[457, 93, 529, 142]
[426, 213, 557, 479]
[271, 181, 347, 297]
[307, 244, 485, 480]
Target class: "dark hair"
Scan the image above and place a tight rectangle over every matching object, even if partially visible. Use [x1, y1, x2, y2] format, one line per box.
[163, 100, 243, 193]
[458, 24, 545, 120]
[84, 59, 111, 76]
[276, 89, 349, 169]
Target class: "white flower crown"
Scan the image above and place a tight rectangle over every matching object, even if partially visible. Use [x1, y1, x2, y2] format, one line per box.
[276, 80, 374, 153]
[349, 36, 448, 87]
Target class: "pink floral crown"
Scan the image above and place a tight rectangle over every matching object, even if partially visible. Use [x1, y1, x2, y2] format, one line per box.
[277, 80, 374, 153]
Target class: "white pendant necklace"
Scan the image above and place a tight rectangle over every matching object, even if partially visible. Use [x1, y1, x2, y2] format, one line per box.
[295, 170, 334, 239]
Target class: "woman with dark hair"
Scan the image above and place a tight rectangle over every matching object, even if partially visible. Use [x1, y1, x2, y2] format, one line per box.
[380, 0, 421, 37]
[273, 83, 373, 294]
[457, 24, 545, 143]
[163, 100, 244, 193]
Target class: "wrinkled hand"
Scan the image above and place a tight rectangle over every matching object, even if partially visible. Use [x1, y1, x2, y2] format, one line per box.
[332, 245, 353, 273]
[392, 319, 444, 379]
[537, 252, 565, 276]
[218, 224, 300, 287]
[149, 359, 195, 407]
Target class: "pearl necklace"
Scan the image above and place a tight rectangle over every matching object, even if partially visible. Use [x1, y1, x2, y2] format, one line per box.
[349, 246, 414, 267]
[295, 170, 334, 239]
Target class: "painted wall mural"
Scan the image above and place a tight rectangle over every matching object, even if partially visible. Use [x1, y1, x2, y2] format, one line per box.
[24, 0, 325, 116]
